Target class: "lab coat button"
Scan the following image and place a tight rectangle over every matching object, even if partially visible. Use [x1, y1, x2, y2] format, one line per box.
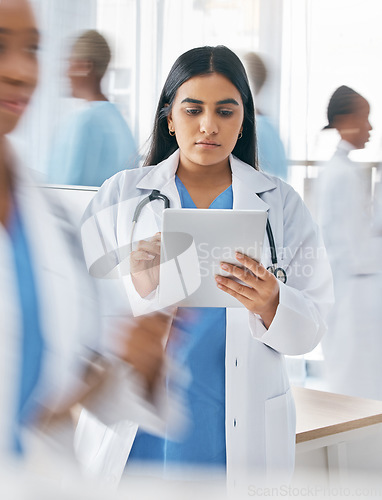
[233, 418, 237, 427]
[235, 358, 238, 367]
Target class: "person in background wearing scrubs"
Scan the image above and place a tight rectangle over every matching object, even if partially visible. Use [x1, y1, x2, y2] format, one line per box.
[0, 0, 184, 493]
[47, 29, 138, 187]
[242, 51, 288, 181]
[317, 85, 382, 400]
[80, 45, 333, 491]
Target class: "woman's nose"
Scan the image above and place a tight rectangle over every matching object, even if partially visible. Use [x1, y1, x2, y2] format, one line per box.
[199, 112, 218, 135]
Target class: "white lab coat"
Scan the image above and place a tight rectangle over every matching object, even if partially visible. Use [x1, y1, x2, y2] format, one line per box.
[0, 150, 182, 482]
[317, 140, 382, 399]
[81, 149, 333, 488]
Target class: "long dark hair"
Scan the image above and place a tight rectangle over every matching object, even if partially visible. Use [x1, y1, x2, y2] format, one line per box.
[144, 45, 258, 170]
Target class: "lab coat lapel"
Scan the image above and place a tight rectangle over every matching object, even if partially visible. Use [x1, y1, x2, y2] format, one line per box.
[230, 155, 276, 268]
[134, 150, 182, 237]
[135, 149, 182, 207]
[230, 155, 275, 210]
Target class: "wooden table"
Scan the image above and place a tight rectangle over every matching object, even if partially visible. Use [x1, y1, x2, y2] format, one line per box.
[292, 386, 382, 483]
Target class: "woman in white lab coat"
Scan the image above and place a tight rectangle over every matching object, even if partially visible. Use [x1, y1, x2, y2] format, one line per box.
[317, 86, 382, 400]
[81, 46, 333, 489]
[0, 0, 182, 485]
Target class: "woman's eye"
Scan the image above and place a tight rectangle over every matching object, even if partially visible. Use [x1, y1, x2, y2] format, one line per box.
[185, 108, 201, 115]
[218, 109, 233, 117]
[25, 44, 39, 55]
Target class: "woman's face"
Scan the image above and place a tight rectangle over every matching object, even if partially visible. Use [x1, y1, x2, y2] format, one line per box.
[167, 72, 244, 171]
[337, 98, 372, 150]
[0, 0, 39, 136]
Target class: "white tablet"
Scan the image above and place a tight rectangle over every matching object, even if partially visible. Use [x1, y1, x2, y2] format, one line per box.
[158, 208, 267, 308]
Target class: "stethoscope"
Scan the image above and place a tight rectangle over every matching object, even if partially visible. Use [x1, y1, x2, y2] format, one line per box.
[130, 189, 287, 284]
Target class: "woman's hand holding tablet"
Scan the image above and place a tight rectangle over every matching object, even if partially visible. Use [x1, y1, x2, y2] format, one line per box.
[215, 252, 279, 329]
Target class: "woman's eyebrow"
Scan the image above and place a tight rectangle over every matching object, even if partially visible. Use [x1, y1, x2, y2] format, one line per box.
[216, 98, 239, 106]
[180, 97, 239, 105]
[181, 98, 203, 104]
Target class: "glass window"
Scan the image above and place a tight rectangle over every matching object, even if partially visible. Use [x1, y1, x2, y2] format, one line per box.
[281, 0, 382, 198]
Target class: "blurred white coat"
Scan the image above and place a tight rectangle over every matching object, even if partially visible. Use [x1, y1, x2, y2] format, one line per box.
[318, 140, 382, 399]
[0, 150, 182, 482]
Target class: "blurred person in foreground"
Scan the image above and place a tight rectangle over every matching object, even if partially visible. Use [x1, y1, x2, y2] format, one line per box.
[242, 52, 288, 181]
[47, 29, 138, 187]
[317, 85, 382, 399]
[0, 0, 185, 489]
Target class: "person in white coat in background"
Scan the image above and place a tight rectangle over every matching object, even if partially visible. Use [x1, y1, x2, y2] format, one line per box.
[317, 86, 382, 400]
[80, 45, 333, 492]
[0, 0, 184, 493]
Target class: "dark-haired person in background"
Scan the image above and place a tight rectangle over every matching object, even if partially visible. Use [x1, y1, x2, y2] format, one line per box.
[80, 45, 333, 489]
[317, 86, 382, 400]
[47, 29, 137, 187]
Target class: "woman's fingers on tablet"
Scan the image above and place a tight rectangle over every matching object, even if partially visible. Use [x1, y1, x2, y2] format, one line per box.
[215, 276, 255, 308]
[219, 261, 258, 288]
[235, 252, 268, 280]
[217, 254, 280, 327]
[215, 274, 256, 300]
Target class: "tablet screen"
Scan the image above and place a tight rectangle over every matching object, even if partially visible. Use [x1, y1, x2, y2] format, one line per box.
[158, 209, 267, 308]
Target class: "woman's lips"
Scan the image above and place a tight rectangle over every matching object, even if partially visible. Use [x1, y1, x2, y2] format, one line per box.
[0, 98, 29, 115]
[195, 141, 220, 149]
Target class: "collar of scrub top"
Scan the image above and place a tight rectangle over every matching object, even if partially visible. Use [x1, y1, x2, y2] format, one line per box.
[134, 149, 276, 198]
[83, 149, 279, 280]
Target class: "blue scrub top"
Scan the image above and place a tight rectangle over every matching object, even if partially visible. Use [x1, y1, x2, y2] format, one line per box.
[8, 205, 45, 453]
[47, 101, 138, 187]
[127, 176, 233, 473]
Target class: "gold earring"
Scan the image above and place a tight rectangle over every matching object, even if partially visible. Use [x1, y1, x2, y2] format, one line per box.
[238, 131, 243, 139]
[169, 129, 175, 136]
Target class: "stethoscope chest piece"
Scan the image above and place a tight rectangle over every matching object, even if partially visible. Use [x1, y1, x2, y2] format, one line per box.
[267, 265, 287, 284]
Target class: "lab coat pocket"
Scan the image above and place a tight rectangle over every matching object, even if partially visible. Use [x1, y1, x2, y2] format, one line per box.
[264, 388, 296, 481]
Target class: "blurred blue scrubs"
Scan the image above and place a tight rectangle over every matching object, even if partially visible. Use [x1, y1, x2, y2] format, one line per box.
[8, 204, 44, 453]
[47, 101, 137, 187]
